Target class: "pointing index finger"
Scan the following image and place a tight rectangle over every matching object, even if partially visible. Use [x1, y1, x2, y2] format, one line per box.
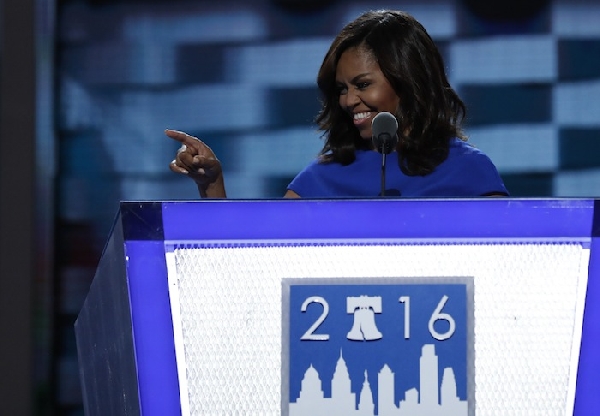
[165, 129, 201, 147]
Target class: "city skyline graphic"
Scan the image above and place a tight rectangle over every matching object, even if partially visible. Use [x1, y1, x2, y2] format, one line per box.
[289, 344, 467, 416]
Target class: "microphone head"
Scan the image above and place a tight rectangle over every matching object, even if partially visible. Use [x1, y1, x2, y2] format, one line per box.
[371, 112, 398, 154]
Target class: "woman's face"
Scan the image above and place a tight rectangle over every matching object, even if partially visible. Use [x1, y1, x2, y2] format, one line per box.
[335, 46, 400, 141]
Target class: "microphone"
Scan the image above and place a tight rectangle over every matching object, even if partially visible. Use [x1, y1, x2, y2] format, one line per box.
[371, 112, 398, 196]
[372, 112, 398, 154]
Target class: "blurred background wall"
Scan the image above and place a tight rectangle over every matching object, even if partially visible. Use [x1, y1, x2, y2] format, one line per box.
[1, 0, 600, 414]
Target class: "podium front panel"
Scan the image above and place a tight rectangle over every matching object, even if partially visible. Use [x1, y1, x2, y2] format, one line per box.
[77, 199, 600, 416]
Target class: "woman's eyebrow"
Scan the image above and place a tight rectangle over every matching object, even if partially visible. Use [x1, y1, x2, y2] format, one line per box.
[336, 73, 371, 84]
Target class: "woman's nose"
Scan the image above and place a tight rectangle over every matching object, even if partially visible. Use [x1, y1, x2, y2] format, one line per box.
[345, 88, 361, 108]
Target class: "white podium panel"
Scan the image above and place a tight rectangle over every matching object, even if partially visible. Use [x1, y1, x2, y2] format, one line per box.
[167, 242, 588, 416]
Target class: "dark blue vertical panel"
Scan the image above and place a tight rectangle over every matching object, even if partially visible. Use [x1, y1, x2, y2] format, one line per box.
[74, 218, 141, 416]
[574, 202, 600, 414]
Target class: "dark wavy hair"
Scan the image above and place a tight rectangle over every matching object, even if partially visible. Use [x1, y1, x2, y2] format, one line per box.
[316, 10, 467, 176]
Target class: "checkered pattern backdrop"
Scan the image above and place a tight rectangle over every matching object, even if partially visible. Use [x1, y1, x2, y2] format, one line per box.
[54, 0, 600, 412]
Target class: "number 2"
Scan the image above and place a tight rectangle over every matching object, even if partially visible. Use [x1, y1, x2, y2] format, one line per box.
[300, 297, 330, 341]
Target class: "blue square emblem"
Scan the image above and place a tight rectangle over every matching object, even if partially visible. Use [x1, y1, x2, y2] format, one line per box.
[283, 278, 473, 415]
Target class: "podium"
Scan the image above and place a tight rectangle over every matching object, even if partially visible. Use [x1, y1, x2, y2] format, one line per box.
[75, 199, 600, 415]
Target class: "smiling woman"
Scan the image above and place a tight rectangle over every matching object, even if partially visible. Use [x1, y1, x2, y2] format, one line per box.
[167, 9, 509, 199]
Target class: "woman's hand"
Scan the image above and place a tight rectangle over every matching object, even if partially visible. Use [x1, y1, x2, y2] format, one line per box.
[166, 129, 226, 198]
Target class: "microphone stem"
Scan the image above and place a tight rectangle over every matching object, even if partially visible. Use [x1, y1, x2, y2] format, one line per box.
[380, 152, 387, 197]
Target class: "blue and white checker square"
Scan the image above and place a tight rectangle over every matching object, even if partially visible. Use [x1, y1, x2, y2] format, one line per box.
[286, 280, 471, 415]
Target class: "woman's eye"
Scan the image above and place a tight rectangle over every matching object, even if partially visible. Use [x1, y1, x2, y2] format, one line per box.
[336, 85, 348, 95]
[356, 82, 370, 90]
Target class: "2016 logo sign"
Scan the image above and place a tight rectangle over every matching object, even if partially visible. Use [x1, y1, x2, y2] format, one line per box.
[299, 295, 456, 342]
[286, 282, 471, 416]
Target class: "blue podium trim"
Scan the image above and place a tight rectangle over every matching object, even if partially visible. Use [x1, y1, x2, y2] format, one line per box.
[161, 198, 595, 241]
[126, 240, 181, 416]
[574, 235, 600, 415]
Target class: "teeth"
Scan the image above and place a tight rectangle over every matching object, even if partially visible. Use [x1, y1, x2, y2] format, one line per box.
[354, 112, 371, 120]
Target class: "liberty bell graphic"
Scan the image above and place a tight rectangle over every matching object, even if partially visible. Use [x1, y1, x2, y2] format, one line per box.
[346, 296, 383, 341]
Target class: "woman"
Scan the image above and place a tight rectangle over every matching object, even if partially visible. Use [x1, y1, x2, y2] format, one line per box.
[167, 10, 508, 198]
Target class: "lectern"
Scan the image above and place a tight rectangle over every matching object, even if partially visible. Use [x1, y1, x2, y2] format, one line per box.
[75, 199, 600, 415]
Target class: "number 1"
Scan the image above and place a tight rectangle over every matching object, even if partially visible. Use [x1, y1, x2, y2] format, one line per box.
[399, 296, 410, 339]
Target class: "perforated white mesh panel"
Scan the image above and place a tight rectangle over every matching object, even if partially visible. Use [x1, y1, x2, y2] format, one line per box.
[166, 242, 588, 416]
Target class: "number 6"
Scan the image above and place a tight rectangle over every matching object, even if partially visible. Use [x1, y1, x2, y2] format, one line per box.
[428, 295, 455, 341]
